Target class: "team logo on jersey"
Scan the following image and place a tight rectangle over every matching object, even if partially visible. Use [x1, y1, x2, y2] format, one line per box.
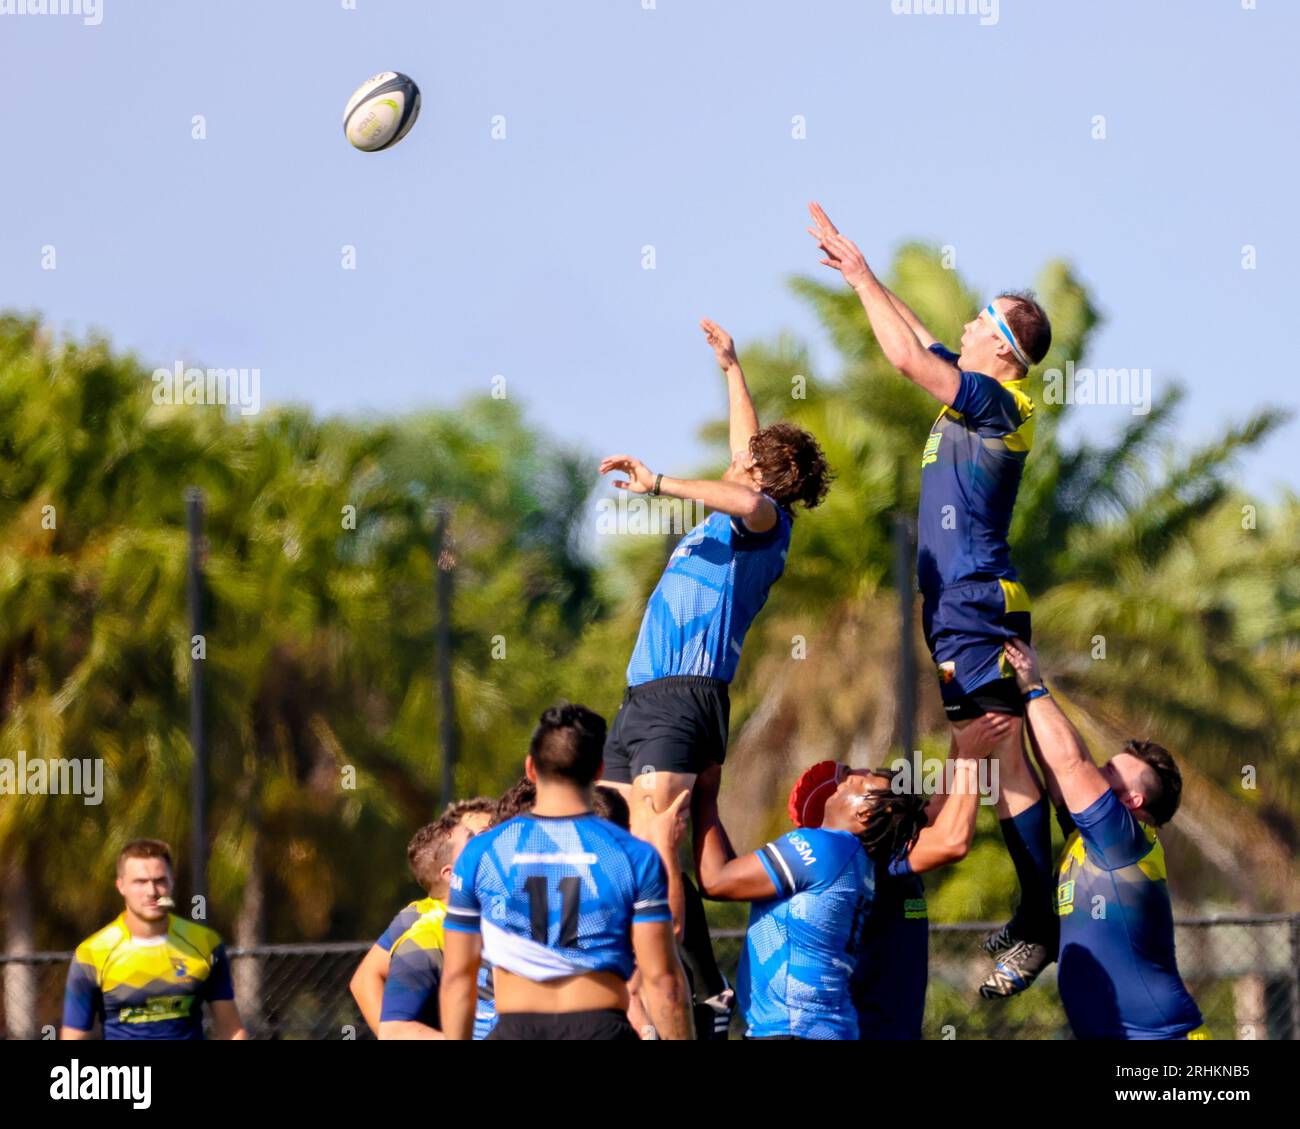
[1055, 880, 1075, 916]
[936, 661, 956, 685]
[920, 430, 943, 468]
[788, 833, 817, 866]
[171, 959, 193, 982]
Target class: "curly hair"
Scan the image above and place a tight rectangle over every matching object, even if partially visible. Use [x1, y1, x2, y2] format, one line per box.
[406, 817, 459, 896]
[492, 777, 536, 826]
[749, 423, 832, 512]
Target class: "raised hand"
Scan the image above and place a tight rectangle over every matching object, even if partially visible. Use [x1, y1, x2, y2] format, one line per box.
[599, 454, 656, 494]
[808, 200, 839, 237]
[953, 712, 1014, 759]
[1003, 638, 1043, 693]
[810, 226, 871, 289]
[699, 318, 739, 372]
[643, 789, 692, 855]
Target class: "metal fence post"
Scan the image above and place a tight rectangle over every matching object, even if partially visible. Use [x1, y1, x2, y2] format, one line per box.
[1290, 913, 1300, 1041]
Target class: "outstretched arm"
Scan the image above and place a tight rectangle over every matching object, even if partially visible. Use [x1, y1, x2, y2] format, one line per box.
[809, 203, 937, 348]
[1003, 640, 1108, 814]
[599, 456, 777, 532]
[808, 203, 959, 405]
[691, 766, 779, 902]
[701, 319, 760, 457]
[905, 713, 1009, 874]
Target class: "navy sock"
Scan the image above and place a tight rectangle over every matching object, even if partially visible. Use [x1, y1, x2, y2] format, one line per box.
[999, 797, 1058, 949]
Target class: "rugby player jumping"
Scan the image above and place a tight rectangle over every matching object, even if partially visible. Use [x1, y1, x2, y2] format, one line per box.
[809, 203, 1057, 998]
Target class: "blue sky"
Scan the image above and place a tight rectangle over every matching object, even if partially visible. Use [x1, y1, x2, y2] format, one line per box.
[2, 0, 1295, 501]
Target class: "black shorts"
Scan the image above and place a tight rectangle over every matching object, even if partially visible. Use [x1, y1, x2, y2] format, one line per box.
[486, 1009, 640, 1042]
[602, 676, 730, 784]
[944, 675, 1024, 722]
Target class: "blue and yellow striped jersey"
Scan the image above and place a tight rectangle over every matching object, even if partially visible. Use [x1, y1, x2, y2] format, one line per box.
[376, 896, 440, 952]
[378, 897, 499, 1038]
[1057, 789, 1203, 1040]
[380, 900, 447, 1029]
[62, 913, 233, 1040]
[917, 344, 1034, 597]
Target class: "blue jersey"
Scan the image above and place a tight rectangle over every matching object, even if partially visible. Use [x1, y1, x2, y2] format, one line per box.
[916, 344, 1034, 597]
[739, 828, 874, 1040]
[850, 856, 928, 1040]
[1056, 788, 1203, 1040]
[626, 504, 791, 686]
[446, 812, 670, 982]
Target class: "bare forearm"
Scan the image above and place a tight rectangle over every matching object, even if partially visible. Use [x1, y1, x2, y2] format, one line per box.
[693, 804, 738, 898]
[883, 287, 937, 349]
[661, 846, 686, 943]
[658, 475, 766, 521]
[349, 951, 387, 1036]
[643, 967, 693, 1041]
[928, 759, 981, 855]
[909, 758, 982, 871]
[379, 1019, 445, 1041]
[725, 363, 760, 456]
[439, 975, 477, 1040]
[1025, 696, 1092, 776]
[851, 269, 927, 370]
[1024, 723, 1065, 809]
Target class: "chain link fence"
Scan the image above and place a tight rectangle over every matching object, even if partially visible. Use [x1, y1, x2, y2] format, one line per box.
[4, 916, 1296, 1040]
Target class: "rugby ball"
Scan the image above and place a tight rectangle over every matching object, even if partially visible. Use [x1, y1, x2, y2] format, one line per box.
[343, 72, 421, 152]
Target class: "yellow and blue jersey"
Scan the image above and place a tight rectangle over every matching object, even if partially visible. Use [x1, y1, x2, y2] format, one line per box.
[850, 855, 928, 1040]
[739, 828, 875, 1040]
[626, 504, 791, 686]
[375, 896, 439, 952]
[62, 913, 233, 1040]
[1056, 789, 1203, 1040]
[380, 900, 447, 1030]
[916, 344, 1034, 598]
[380, 899, 498, 1039]
[446, 812, 670, 982]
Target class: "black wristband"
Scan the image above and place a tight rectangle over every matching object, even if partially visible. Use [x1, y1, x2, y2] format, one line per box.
[653, 473, 663, 496]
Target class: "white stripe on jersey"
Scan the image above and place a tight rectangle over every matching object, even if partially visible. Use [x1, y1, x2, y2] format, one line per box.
[511, 852, 598, 865]
[767, 844, 797, 893]
[480, 917, 586, 981]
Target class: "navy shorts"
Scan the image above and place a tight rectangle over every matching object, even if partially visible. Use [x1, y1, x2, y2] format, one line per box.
[922, 578, 1032, 721]
[602, 675, 730, 783]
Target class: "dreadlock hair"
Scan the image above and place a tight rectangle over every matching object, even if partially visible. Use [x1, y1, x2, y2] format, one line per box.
[854, 769, 930, 865]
